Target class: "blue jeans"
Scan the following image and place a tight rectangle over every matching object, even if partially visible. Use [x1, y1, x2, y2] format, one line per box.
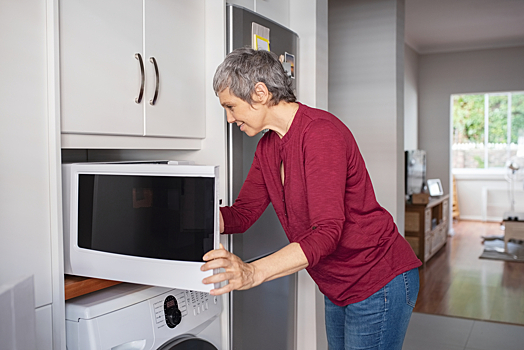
[324, 268, 419, 350]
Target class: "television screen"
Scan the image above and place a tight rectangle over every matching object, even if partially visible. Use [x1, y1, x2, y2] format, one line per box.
[405, 150, 426, 195]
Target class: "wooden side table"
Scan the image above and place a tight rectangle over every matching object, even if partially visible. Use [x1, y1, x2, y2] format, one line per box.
[405, 194, 450, 263]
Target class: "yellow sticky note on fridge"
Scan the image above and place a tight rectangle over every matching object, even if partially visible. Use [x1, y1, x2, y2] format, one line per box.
[254, 35, 270, 51]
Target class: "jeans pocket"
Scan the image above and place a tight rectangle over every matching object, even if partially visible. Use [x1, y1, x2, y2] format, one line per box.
[403, 268, 420, 308]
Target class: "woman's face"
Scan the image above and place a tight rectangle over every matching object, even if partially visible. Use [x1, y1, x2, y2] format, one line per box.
[218, 88, 266, 137]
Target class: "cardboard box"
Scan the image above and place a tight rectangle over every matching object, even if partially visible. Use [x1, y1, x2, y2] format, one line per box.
[412, 193, 430, 204]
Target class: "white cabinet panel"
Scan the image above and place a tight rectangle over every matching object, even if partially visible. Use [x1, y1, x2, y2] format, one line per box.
[35, 305, 53, 350]
[0, 277, 37, 350]
[60, 0, 144, 136]
[256, 0, 289, 27]
[144, 0, 205, 138]
[0, 0, 53, 309]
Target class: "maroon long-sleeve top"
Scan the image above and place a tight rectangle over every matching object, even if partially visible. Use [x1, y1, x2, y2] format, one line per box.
[220, 103, 421, 306]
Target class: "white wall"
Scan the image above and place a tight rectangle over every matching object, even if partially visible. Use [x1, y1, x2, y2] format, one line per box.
[453, 171, 524, 221]
[404, 44, 418, 150]
[418, 45, 524, 221]
[328, 0, 406, 231]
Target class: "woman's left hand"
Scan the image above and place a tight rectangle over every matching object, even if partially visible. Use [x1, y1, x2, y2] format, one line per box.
[201, 243, 259, 296]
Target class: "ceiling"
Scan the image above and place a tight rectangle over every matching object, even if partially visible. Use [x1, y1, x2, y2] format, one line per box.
[405, 0, 524, 54]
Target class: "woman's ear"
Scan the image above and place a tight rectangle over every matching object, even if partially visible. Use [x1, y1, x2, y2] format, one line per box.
[253, 82, 270, 104]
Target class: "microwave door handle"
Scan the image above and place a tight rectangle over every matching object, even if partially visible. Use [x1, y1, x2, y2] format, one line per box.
[135, 53, 145, 104]
[149, 56, 159, 105]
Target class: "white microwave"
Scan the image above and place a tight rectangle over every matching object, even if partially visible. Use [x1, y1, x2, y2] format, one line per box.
[62, 161, 220, 293]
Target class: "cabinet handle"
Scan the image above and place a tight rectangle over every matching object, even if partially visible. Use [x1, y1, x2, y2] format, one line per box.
[135, 53, 145, 104]
[149, 57, 159, 105]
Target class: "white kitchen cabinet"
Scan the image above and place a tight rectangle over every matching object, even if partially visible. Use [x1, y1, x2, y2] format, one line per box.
[60, 0, 206, 145]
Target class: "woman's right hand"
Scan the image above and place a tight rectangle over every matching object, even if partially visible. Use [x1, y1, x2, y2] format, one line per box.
[219, 211, 224, 233]
[201, 243, 258, 296]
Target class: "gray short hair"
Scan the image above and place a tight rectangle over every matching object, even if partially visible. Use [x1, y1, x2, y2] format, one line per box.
[213, 47, 296, 106]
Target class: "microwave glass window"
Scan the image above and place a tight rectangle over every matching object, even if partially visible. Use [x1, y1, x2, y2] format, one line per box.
[77, 174, 215, 262]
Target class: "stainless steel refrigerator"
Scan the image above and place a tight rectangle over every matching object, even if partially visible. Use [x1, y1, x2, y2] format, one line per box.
[225, 4, 299, 350]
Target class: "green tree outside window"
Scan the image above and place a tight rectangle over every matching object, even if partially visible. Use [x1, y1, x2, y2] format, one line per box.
[452, 92, 524, 169]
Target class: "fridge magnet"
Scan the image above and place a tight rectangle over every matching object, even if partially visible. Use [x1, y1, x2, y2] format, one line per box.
[281, 62, 292, 78]
[285, 52, 295, 79]
[254, 34, 270, 51]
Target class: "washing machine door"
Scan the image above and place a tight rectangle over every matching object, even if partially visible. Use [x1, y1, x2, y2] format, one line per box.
[157, 335, 218, 350]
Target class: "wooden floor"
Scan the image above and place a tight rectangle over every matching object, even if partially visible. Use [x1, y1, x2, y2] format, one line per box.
[414, 220, 524, 325]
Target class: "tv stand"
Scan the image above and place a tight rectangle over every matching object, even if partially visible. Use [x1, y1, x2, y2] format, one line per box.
[405, 194, 449, 263]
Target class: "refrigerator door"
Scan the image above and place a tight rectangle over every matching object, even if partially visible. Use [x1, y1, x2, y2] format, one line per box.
[227, 4, 299, 263]
[231, 273, 297, 350]
[226, 5, 299, 350]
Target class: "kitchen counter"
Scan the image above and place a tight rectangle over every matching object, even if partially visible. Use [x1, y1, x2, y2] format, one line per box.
[64, 275, 121, 300]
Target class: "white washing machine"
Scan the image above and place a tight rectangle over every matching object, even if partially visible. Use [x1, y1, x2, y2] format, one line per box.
[65, 283, 222, 350]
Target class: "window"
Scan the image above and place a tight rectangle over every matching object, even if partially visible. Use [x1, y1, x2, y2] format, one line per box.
[452, 92, 524, 169]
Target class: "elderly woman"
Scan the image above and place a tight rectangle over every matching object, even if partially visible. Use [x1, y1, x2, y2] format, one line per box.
[201, 47, 421, 350]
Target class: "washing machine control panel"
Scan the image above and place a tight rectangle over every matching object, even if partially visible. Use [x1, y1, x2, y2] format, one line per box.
[164, 295, 182, 328]
[153, 289, 221, 332]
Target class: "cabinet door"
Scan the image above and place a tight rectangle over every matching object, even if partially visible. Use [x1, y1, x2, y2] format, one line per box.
[144, 0, 206, 138]
[60, 0, 144, 136]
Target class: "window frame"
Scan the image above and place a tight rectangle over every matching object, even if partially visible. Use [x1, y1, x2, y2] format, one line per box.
[451, 91, 524, 172]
